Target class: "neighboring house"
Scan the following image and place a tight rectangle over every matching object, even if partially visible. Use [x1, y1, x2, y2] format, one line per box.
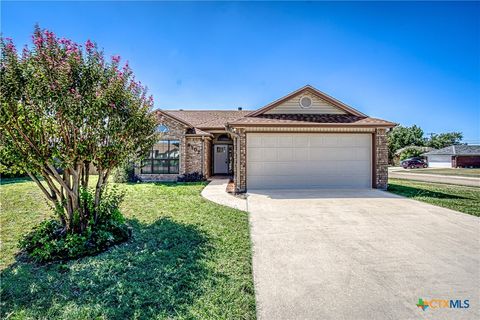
[135, 85, 396, 192]
[423, 145, 480, 168]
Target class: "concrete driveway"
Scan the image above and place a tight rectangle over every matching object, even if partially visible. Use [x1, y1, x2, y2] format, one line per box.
[247, 189, 479, 320]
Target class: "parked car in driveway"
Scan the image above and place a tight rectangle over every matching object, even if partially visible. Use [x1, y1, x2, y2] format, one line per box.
[401, 158, 428, 169]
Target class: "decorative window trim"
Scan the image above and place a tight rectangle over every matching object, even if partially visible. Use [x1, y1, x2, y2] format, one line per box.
[141, 140, 180, 174]
[157, 124, 170, 133]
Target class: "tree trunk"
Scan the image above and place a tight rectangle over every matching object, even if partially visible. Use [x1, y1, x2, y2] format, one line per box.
[94, 168, 110, 224]
[30, 163, 96, 233]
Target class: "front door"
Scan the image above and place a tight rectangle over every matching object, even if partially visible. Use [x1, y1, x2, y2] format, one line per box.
[214, 144, 229, 174]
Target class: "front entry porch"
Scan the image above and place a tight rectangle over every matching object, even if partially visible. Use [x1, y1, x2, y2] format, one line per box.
[211, 133, 234, 176]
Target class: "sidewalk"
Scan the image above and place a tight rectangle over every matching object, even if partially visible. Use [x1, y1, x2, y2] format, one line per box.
[201, 178, 247, 211]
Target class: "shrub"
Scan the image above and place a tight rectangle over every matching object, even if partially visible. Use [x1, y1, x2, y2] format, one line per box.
[112, 162, 137, 183]
[19, 187, 131, 263]
[177, 172, 206, 182]
[0, 162, 27, 178]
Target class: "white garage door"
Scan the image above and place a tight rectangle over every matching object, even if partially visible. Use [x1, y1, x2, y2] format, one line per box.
[247, 133, 372, 189]
[427, 155, 452, 168]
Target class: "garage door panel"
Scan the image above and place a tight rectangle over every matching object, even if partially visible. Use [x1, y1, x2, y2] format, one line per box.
[261, 149, 277, 161]
[354, 147, 371, 160]
[266, 162, 293, 174]
[248, 149, 263, 162]
[293, 148, 309, 161]
[277, 136, 293, 147]
[323, 135, 339, 147]
[248, 137, 262, 148]
[262, 136, 277, 147]
[247, 133, 372, 189]
[308, 162, 337, 174]
[248, 162, 265, 176]
[277, 148, 294, 161]
[293, 136, 309, 147]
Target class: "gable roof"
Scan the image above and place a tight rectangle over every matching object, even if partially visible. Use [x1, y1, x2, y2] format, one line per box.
[156, 85, 395, 130]
[247, 85, 367, 117]
[423, 145, 480, 156]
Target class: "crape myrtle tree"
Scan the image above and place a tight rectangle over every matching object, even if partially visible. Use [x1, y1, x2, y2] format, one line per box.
[0, 26, 158, 234]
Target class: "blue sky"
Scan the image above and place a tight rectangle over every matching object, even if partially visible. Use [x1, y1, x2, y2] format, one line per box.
[2, 1, 479, 142]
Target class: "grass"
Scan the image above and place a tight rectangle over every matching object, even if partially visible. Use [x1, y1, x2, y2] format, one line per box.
[388, 178, 480, 216]
[0, 178, 256, 319]
[398, 168, 480, 177]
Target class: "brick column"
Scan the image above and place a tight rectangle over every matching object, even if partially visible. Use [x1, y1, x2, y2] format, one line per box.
[234, 129, 247, 193]
[375, 128, 388, 190]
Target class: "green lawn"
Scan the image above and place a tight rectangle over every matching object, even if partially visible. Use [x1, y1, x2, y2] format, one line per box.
[400, 168, 480, 177]
[388, 178, 480, 216]
[0, 178, 256, 319]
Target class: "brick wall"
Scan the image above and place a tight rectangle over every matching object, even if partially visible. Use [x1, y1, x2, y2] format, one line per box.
[185, 137, 212, 177]
[234, 129, 247, 193]
[375, 128, 389, 190]
[204, 139, 212, 178]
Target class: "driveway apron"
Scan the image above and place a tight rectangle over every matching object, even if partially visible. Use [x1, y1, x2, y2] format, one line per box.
[247, 189, 479, 320]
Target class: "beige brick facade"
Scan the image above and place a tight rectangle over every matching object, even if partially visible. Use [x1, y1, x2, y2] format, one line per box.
[375, 128, 389, 190]
[137, 109, 391, 189]
[234, 129, 247, 193]
[185, 136, 212, 178]
[136, 113, 213, 181]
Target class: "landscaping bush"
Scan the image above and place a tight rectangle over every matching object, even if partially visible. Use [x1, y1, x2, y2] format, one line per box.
[177, 172, 206, 182]
[19, 187, 131, 262]
[112, 162, 137, 183]
[0, 162, 27, 178]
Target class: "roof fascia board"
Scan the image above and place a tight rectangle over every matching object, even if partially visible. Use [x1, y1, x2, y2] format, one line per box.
[227, 123, 395, 128]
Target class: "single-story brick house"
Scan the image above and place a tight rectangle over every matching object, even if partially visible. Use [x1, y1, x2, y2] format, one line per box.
[423, 145, 480, 168]
[135, 85, 396, 192]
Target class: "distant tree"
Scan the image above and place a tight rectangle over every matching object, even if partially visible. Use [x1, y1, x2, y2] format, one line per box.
[426, 132, 463, 149]
[387, 125, 425, 162]
[399, 147, 424, 161]
[0, 26, 158, 233]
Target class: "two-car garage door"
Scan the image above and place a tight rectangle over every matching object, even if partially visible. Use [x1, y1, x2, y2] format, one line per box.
[247, 133, 372, 189]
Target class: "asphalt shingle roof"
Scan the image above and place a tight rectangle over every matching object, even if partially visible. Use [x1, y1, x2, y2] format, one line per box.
[161, 110, 251, 129]
[160, 110, 395, 128]
[424, 145, 480, 156]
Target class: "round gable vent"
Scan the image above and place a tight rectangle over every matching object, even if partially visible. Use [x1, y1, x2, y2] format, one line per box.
[299, 96, 313, 109]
